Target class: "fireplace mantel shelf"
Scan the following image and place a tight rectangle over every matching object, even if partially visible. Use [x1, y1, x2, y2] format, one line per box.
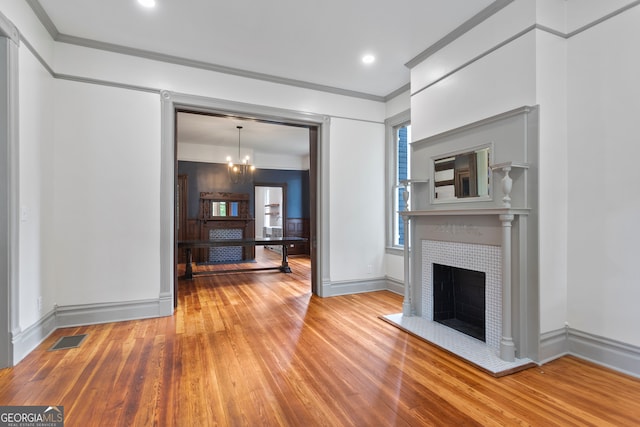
[401, 208, 529, 217]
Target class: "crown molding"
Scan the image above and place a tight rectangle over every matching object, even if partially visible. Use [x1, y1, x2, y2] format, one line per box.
[405, 0, 514, 69]
[25, 0, 59, 38]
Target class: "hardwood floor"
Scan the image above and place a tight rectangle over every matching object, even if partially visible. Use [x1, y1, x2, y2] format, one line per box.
[1, 249, 639, 426]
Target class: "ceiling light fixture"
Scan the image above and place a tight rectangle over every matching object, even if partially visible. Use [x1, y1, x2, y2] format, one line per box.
[226, 126, 255, 184]
[138, 0, 156, 8]
[362, 54, 376, 65]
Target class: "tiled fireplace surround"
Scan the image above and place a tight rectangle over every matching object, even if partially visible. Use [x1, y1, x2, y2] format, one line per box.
[423, 239, 502, 352]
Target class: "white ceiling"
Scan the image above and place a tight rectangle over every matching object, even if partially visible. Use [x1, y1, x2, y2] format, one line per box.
[177, 112, 311, 156]
[35, 0, 495, 99]
[32, 0, 497, 155]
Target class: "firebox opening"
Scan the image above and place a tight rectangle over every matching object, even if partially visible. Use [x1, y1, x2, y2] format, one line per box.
[433, 263, 486, 342]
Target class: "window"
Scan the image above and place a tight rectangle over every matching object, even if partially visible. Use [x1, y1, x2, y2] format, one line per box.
[394, 124, 411, 246]
[385, 110, 411, 253]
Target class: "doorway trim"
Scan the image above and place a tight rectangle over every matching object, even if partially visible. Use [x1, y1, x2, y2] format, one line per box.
[0, 12, 19, 368]
[160, 91, 330, 308]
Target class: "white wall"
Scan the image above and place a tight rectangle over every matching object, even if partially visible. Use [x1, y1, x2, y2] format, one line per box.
[566, 4, 640, 346]
[177, 142, 309, 170]
[177, 142, 254, 165]
[535, 29, 568, 333]
[52, 44, 385, 124]
[385, 89, 410, 119]
[17, 38, 54, 330]
[411, 30, 537, 141]
[51, 80, 161, 305]
[565, 0, 638, 32]
[329, 118, 386, 282]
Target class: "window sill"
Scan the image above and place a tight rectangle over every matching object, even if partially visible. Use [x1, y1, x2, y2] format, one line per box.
[385, 247, 404, 256]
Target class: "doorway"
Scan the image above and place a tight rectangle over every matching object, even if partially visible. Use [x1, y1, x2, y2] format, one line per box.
[255, 185, 285, 240]
[169, 101, 321, 307]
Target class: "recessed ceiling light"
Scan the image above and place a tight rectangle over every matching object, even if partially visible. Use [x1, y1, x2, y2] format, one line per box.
[362, 54, 376, 65]
[138, 0, 156, 8]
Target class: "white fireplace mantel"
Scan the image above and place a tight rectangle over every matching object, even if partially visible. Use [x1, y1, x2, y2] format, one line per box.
[401, 208, 529, 218]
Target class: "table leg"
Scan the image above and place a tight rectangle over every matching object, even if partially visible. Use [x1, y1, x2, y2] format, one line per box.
[280, 244, 292, 273]
[184, 248, 193, 279]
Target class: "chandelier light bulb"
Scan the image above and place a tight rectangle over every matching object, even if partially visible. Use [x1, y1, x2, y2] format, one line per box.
[226, 124, 254, 184]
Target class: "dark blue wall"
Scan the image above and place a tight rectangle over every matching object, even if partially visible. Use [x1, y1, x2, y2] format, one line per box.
[178, 161, 310, 219]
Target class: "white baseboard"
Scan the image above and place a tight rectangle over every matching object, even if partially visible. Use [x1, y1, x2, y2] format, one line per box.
[12, 297, 172, 365]
[385, 276, 404, 295]
[56, 298, 171, 328]
[322, 277, 388, 297]
[12, 309, 57, 363]
[538, 327, 569, 364]
[568, 329, 640, 378]
[539, 327, 640, 378]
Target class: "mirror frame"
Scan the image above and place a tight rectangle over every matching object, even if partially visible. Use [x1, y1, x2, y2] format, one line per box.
[430, 143, 493, 204]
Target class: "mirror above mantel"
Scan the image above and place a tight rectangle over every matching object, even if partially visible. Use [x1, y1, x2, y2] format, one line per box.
[433, 146, 491, 203]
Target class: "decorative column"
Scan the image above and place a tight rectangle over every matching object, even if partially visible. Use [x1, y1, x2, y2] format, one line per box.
[490, 162, 529, 208]
[499, 213, 516, 362]
[500, 166, 513, 207]
[402, 188, 412, 316]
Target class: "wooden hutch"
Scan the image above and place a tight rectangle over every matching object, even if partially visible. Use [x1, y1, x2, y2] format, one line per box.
[191, 192, 255, 263]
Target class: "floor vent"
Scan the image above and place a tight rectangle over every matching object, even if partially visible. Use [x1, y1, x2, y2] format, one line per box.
[49, 334, 88, 351]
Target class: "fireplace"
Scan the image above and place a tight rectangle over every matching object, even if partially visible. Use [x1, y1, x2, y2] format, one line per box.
[385, 106, 539, 374]
[423, 240, 502, 351]
[433, 264, 486, 342]
[208, 228, 243, 263]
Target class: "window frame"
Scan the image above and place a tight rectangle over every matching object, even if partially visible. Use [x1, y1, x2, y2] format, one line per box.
[385, 110, 411, 255]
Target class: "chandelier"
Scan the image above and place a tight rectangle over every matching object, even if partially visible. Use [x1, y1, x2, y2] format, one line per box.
[227, 125, 255, 184]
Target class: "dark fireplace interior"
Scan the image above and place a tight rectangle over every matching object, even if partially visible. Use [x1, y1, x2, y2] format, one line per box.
[433, 263, 486, 342]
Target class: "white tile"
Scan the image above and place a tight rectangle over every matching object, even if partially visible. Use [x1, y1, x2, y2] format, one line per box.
[422, 240, 502, 350]
[382, 313, 534, 376]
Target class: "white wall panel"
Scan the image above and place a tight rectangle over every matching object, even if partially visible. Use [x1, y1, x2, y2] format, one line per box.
[411, 31, 537, 141]
[17, 42, 54, 329]
[329, 118, 385, 282]
[567, 5, 640, 346]
[52, 80, 161, 305]
[411, 0, 535, 93]
[385, 253, 404, 283]
[535, 30, 568, 333]
[566, 0, 637, 33]
[177, 142, 307, 170]
[52, 44, 386, 124]
[385, 89, 410, 119]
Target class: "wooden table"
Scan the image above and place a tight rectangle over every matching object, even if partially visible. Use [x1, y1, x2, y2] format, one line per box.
[178, 237, 308, 279]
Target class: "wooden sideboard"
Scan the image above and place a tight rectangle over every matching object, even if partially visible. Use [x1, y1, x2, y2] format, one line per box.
[285, 218, 310, 255]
